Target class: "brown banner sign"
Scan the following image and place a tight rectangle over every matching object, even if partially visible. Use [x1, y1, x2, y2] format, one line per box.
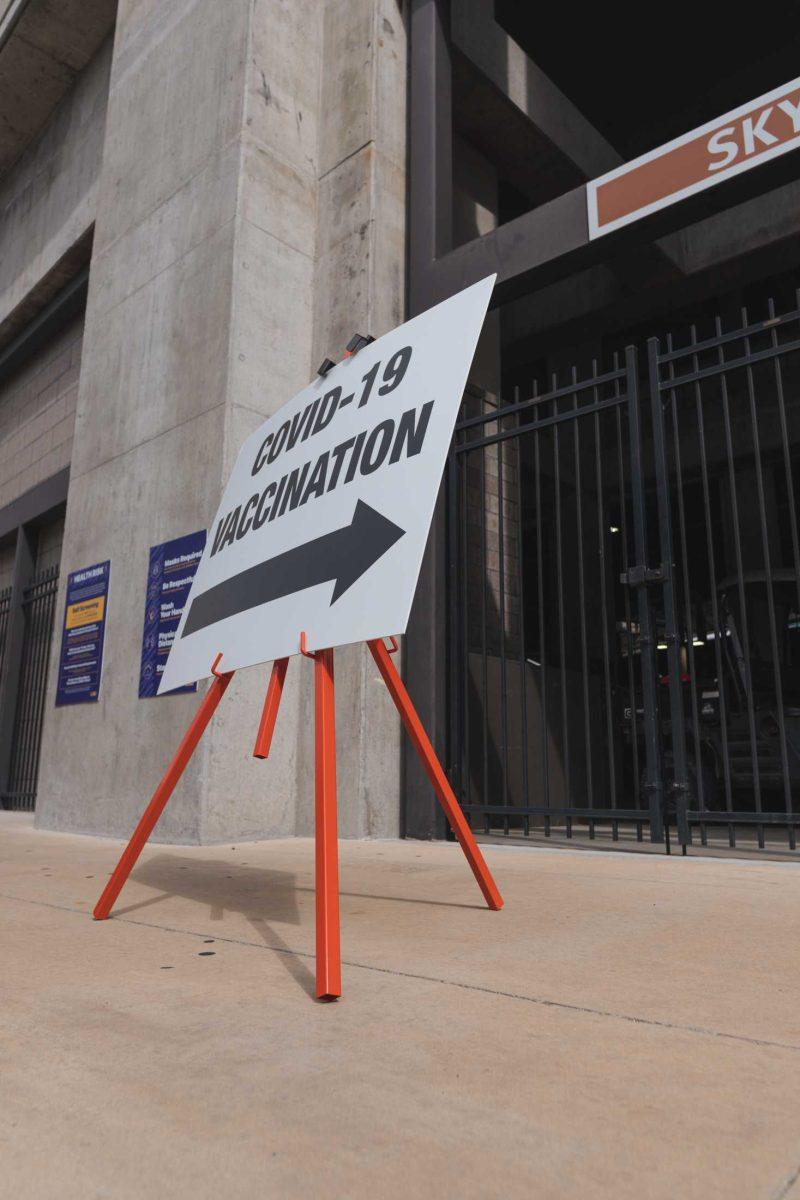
[588, 77, 800, 239]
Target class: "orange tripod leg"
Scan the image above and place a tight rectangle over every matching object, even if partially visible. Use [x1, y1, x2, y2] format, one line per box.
[368, 638, 503, 910]
[253, 657, 289, 759]
[93, 666, 234, 920]
[314, 647, 341, 999]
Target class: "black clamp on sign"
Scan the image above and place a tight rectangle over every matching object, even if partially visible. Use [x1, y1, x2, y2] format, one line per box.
[317, 333, 375, 378]
[345, 332, 375, 355]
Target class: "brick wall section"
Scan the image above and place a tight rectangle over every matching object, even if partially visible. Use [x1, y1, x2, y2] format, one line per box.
[0, 313, 83, 511]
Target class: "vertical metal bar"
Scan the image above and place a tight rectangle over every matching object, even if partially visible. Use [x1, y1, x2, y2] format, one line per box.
[616, 404, 640, 821]
[691, 333, 734, 841]
[630, 346, 665, 843]
[741, 311, 793, 836]
[458, 446, 470, 816]
[768, 300, 800, 848]
[18, 572, 44, 807]
[647, 338, 690, 846]
[534, 386, 551, 836]
[514, 393, 530, 837]
[20, 582, 34, 803]
[594, 364, 618, 833]
[480, 437, 490, 834]
[553, 376, 571, 833]
[769, 298, 800, 622]
[572, 368, 594, 837]
[446, 443, 464, 819]
[0, 588, 10, 682]
[718, 318, 761, 846]
[0, 525, 36, 804]
[7, 582, 29, 807]
[665, 334, 706, 824]
[15, 580, 36, 807]
[496, 419, 510, 834]
[14, 574, 37, 807]
[7, 584, 25, 805]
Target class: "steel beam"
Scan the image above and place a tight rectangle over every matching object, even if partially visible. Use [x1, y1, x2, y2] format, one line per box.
[451, 0, 619, 181]
[0, 269, 88, 389]
[409, 0, 453, 317]
[0, 468, 69, 545]
[416, 146, 800, 312]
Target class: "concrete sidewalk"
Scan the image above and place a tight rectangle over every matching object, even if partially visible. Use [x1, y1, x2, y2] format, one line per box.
[2, 812, 800, 1200]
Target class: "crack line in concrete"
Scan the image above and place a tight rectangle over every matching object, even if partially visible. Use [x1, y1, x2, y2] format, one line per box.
[3, 888, 800, 1055]
[773, 1160, 800, 1200]
[317, 139, 373, 182]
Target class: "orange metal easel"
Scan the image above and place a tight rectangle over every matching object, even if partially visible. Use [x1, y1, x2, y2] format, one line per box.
[93, 635, 502, 998]
[367, 636, 502, 911]
[253, 655, 288, 760]
[302, 636, 341, 999]
[93, 653, 233, 921]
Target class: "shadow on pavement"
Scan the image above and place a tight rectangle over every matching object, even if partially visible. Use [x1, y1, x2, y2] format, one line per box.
[112, 854, 316, 999]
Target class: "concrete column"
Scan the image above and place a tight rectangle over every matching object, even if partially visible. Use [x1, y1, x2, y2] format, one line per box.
[36, 0, 407, 843]
[293, 0, 407, 839]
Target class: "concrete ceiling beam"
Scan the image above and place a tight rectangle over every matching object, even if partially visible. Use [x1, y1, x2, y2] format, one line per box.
[0, 0, 115, 176]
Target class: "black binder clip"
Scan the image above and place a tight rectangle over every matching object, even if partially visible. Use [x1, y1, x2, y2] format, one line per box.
[344, 333, 375, 357]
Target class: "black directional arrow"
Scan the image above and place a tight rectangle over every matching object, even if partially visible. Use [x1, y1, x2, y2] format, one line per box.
[181, 500, 405, 638]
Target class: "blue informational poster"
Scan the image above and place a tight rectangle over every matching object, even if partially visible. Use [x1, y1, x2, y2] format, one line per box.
[55, 560, 111, 706]
[138, 530, 207, 697]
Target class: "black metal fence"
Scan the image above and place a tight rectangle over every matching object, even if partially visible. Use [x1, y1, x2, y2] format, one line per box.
[448, 301, 800, 852]
[449, 352, 663, 844]
[648, 303, 800, 849]
[0, 585, 11, 681]
[2, 565, 59, 812]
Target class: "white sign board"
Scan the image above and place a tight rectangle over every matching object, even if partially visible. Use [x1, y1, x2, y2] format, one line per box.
[158, 275, 495, 692]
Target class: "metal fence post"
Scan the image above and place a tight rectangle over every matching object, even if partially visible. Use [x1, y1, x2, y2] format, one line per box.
[647, 338, 690, 848]
[626, 347, 665, 844]
[0, 524, 36, 803]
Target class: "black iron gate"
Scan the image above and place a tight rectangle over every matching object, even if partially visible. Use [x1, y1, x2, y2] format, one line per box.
[449, 349, 665, 844]
[2, 564, 59, 812]
[648, 303, 800, 850]
[0, 585, 11, 679]
[448, 302, 800, 852]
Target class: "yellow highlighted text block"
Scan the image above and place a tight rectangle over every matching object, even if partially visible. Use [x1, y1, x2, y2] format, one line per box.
[66, 597, 105, 630]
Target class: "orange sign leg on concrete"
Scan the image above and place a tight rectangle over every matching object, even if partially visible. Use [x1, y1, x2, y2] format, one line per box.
[253, 657, 289, 760]
[367, 637, 503, 911]
[94, 635, 500, 999]
[313, 646, 341, 1000]
[93, 654, 234, 920]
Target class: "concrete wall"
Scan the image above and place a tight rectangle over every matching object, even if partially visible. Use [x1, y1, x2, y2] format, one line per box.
[0, 39, 109, 343]
[36, 0, 408, 843]
[300, 0, 407, 840]
[0, 313, 82, 510]
[0, 0, 115, 177]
